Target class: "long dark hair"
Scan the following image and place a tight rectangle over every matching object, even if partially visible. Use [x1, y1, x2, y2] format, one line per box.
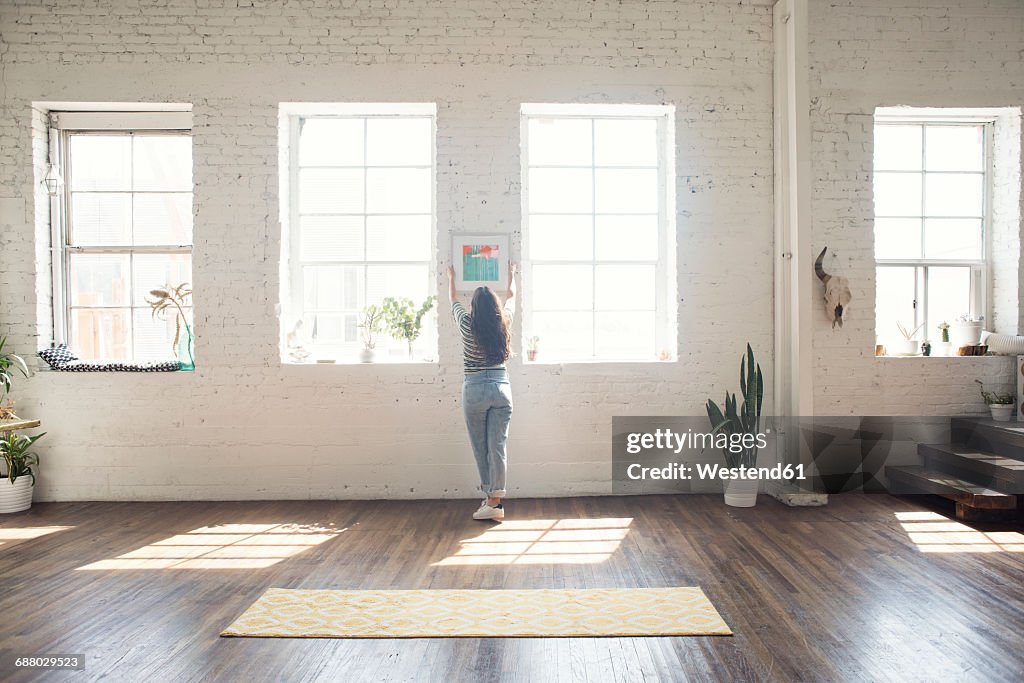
[470, 286, 511, 365]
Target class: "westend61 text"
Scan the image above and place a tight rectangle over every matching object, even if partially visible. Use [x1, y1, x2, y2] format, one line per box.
[626, 463, 806, 481]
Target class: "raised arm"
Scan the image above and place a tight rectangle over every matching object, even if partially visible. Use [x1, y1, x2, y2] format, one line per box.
[446, 264, 457, 305]
[505, 261, 518, 306]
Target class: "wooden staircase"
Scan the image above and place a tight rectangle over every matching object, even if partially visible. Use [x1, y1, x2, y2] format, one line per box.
[887, 418, 1024, 521]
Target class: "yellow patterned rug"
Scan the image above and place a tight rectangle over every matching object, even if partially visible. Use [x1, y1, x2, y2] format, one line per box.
[220, 587, 732, 638]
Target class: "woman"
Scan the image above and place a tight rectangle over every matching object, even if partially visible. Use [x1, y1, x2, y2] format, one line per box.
[446, 262, 517, 521]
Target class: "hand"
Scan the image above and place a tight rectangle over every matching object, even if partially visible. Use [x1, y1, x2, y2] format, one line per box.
[446, 264, 455, 281]
[507, 261, 518, 298]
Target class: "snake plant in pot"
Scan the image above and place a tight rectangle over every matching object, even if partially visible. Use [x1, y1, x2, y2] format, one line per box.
[706, 343, 764, 507]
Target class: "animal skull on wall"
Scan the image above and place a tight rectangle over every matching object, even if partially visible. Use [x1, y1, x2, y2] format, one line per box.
[815, 247, 851, 329]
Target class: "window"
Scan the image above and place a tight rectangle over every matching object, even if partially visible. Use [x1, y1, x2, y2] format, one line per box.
[521, 104, 676, 362]
[874, 113, 990, 347]
[52, 111, 193, 362]
[280, 104, 436, 362]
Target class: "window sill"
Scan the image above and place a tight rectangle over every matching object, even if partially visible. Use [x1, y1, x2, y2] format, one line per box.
[876, 354, 1012, 359]
[524, 358, 676, 365]
[280, 358, 438, 366]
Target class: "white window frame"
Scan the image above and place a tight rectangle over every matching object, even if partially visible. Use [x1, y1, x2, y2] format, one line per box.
[520, 103, 677, 363]
[49, 110, 193, 360]
[874, 112, 994, 342]
[279, 103, 438, 363]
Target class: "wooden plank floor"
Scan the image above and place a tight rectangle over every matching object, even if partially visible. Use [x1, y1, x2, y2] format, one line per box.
[1, 494, 1023, 682]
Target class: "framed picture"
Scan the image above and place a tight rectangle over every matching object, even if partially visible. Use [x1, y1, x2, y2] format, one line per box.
[452, 234, 510, 291]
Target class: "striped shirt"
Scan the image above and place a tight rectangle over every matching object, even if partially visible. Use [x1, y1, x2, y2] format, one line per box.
[453, 300, 515, 373]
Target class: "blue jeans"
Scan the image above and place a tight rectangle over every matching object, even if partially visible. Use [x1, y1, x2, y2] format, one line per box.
[462, 369, 512, 497]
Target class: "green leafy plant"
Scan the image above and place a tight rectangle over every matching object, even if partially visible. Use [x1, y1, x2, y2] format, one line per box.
[146, 283, 193, 366]
[358, 305, 385, 351]
[976, 380, 1014, 405]
[382, 296, 437, 357]
[0, 336, 29, 403]
[706, 344, 764, 469]
[527, 336, 540, 352]
[0, 431, 44, 485]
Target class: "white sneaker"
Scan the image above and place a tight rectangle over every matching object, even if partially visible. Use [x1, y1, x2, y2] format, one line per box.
[473, 501, 504, 521]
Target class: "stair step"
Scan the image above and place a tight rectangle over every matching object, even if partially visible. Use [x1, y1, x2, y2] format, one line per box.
[951, 418, 1024, 461]
[919, 443, 1024, 494]
[886, 465, 1017, 509]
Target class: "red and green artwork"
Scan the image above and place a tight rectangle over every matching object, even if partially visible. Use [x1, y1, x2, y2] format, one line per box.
[462, 244, 500, 282]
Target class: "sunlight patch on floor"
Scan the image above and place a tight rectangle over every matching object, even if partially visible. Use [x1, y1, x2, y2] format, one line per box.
[433, 517, 633, 566]
[76, 523, 346, 570]
[895, 511, 1024, 553]
[0, 526, 73, 548]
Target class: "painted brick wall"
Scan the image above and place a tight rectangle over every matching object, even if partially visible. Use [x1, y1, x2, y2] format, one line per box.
[808, 0, 1024, 416]
[0, 0, 776, 500]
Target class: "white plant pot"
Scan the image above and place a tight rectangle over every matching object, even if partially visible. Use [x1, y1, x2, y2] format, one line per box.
[989, 404, 1014, 422]
[359, 348, 376, 363]
[932, 341, 952, 357]
[724, 478, 759, 507]
[888, 339, 919, 356]
[0, 477, 34, 513]
[950, 322, 983, 347]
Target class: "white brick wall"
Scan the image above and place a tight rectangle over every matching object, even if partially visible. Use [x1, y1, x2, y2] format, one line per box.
[808, 0, 1024, 416]
[0, 0, 776, 501]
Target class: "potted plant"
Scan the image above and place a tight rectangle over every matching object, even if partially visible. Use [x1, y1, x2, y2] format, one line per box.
[951, 314, 984, 348]
[976, 380, 1015, 421]
[382, 296, 436, 359]
[358, 305, 385, 363]
[706, 343, 764, 507]
[934, 322, 952, 357]
[0, 431, 44, 513]
[0, 336, 29, 418]
[526, 336, 540, 362]
[146, 283, 194, 371]
[891, 321, 924, 356]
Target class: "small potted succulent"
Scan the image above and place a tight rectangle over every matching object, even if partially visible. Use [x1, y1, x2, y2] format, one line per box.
[976, 380, 1015, 421]
[0, 431, 44, 513]
[526, 335, 540, 362]
[358, 305, 385, 363]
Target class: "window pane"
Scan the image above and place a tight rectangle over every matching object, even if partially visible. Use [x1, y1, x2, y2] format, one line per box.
[132, 308, 190, 362]
[926, 267, 972, 342]
[366, 168, 431, 214]
[924, 173, 983, 217]
[366, 118, 431, 166]
[70, 135, 131, 191]
[875, 266, 916, 344]
[595, 215, 658, 261]
[132, 253, 193, 306]
[528, 168, 593, 213]
[72, 308, 130, 361]
[69, 253, 130, 306]
[595, 312, 656, 359]
[311, 313, 350, 345]
[874, 218, 922, 259]
[527, 118, 592, 166]
[133, 193, 193, 245]
[925, 126, 983, 172]
[300, 216, 364, 262]
[299, 118, 364, 166]
[594, 119, 658, 167]
[366, 264, 430, 305]
[299, 168, 364, 214]
[532, 265, 593, 311]
[874, 125, 922, 171]
[304, 265, 361, 311]
[366, 215, 431, 261]
[528, 215, 593, 261]
[71, 193, 131, 245]
[595, 265, 656, 311]
[874, 172, 922, 217]
[924, 218, 982, 260]
[595, 169, 658, 213]
[132, 135, 192, 191]
[531, 312, 593, 360]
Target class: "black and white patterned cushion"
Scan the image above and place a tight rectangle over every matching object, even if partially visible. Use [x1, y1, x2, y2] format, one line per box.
[38, 344, 77, 369]
[39, 345, 179, 372]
